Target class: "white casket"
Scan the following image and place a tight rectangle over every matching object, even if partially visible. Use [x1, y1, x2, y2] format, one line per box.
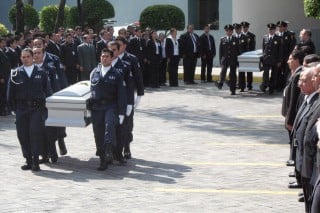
[238, 49, 263, 72]
[46, 81, 91, 127]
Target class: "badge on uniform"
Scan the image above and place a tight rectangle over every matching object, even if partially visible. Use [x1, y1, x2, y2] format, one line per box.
[35, 74, 42, 79]
[241, 40, 244, 43]
[285, 36, 288, 40]
[109, 75, 115, 80]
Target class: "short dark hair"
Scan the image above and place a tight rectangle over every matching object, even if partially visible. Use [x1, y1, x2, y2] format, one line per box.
[115, 36, 128, 45]
[291, 49, 306, 65]
[101, 48, 113, 58]
[108, 41, 120, 50]
[22, 47, 34, 56]
[304, 54, 320, 65]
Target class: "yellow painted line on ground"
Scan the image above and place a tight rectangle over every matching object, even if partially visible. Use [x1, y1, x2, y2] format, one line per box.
[207, 142, 287, 147]
[154, 188, 297, 195]
[215, 128, 283, 131]
[183, 162, 284, 167]
[235, 115, 283, 119]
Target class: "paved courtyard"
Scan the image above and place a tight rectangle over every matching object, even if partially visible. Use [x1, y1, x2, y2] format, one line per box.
[0, 80, 304, 212]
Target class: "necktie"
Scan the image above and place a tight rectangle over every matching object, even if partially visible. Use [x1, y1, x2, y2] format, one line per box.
[208, 35, 211, 50]
[294, 100, 310, 128]
[190, 33, 197, 52]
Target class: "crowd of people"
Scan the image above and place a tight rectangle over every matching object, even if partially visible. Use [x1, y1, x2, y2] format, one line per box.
[0, 20, 319, 211]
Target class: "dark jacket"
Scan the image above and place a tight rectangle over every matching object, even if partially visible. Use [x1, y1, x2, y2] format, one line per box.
[262, 34, 283, 65]
[219, 36, 240, 66]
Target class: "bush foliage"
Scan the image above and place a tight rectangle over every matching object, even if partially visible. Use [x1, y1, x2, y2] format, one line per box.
[304, 0, 320, 19]
[39, 5, 69, 33]
[9, 3, 39, 30]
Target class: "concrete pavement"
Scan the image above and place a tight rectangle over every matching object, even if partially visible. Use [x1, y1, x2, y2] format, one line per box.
[0, 81, 304, 212]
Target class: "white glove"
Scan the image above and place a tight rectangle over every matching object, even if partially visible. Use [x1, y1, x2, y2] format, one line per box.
[134, 96, 142, 109]
[119, 115, 125, 125]
[126, 105, 133, 116]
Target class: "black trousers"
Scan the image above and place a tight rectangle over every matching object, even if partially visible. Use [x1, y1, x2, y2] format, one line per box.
[219, 63, 237, 92]
[238, 72, 253, 89]
[168, 56, 180, 86]
[302, 177, 313, 213]
[65, 66, 79, 85]
[16, 107, 46, 161]
[201, 54, 213, 81]
[183, 54, 198, 83]
[148, 60, 161, 88]
[159, 58, 167, 84]
[262, 64, 278, 92]
[311, 178, 320, 213]
[116, 110, 134, 153]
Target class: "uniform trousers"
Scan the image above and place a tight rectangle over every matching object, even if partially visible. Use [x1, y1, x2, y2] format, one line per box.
[219, 63, 237, 92]
[238, 72, 253, 90]
[116, 110, 134, 153]
[168, 56, 180, 86]
[262, 64, 278, 92]
[91, 107, 118, 157]
[183, 53, 197, 83]
[311, 177, 320, 213]
[16, 107, 46, 161]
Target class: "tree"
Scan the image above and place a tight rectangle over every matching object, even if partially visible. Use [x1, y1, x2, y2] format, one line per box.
[54, 0, 67, 32]
[27, 0, 33, 6]
[39, 5, 69, 33]
[304, 0, 320, 19]
[16, 0, 24, 33]
[77, 0, 84, 28]
[9, 3, 39, 31]
[82, 0, 114, 32]
[140, 5, 185, 35]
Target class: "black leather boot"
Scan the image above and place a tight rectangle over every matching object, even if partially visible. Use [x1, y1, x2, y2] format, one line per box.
[21, 157, 32, 170]
[124, 144, 131, 159]
[104, 143, 113, 164]
[32, 156, 40, 171]
[97, 155, 108, 171]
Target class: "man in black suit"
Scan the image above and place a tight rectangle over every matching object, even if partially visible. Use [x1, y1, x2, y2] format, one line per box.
[217, 24, 240, 95]
[96, 29, 112, 62]
[0, 37, 11, 116]
[282, 49, 305, 167]
[46, 32, 61, 59]
[260, 23, 283, 95]
[5, 37, 20, 69]
[199, 25, 216, 83]
[127, 28, 147, 86]
[239, 21, 256, 91]
[60, 33, 79, 85]
[179, 24, 200, 84]
[297, 29, 316, 54]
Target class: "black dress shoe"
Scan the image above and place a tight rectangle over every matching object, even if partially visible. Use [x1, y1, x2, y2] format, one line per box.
[97, 156, 108, 171]
[288, 172, 295, 177]
[50, 155, 58, 163]
[298, 195, 304, 202]
[288, 182, 302, 189]
[240, 89, 245, 92]
[124, 144, 132, 159]
[247, 87, 252, 91]
[113, 152, 127, 164]
[231, 91, 236, 95]
[259, 84, 266, 92]
[286, 160, 295, 166]
[191, 81, 198, 84]
[31, 163, 40, 172]
[21, 163, 32, 170]
[39, 156, 50, 164]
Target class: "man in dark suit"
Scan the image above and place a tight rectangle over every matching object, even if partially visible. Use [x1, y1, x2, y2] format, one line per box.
[217, 24, 240, 95]
[127, 28, 147, 86]
[199, 24, 216, 83]
[290, 68, 319, 212]
[276, 21, 296, 91]
[282, 49, 305, 167]
[77, 34, 97, 80]
[310, 133, 320, 213]
[297, 29, 316, 54]
[96, 29, 112, 62]
[46, 32, 61, 59]
[179, 24, 200, 84]
[260, 23, 283, 95]
[239, 21, 256, 91]
[60, 33, 79, 85]
[5, 37, 19, 69]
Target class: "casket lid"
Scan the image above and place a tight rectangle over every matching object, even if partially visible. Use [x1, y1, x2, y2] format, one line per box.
[238, 49, 263, 58]
[54, 81, 91, 97]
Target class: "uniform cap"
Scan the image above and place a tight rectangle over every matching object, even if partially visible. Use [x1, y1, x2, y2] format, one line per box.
[241, 21, 250, 27]
[277, 20, 289, 27]
[267, 23, 276, 29]
[224, 24, 234, 30]
[233, 23, 242, 29]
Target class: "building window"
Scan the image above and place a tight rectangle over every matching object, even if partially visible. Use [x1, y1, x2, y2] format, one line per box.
[188, 0, 219, 30]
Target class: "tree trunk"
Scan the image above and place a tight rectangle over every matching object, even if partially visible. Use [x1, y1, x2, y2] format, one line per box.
[54, 0, 67, 32]
[27, 0, 34, 6]
[16, 0, 24, 34]
[77, 0, 84, 28]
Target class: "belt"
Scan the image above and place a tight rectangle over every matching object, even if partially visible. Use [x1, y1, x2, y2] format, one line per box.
[94, 98, 114, 105]
[16, 100, 45, 108]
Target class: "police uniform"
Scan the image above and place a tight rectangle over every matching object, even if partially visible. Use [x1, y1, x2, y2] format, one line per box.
[239, 21, 256, 91]
[120, 51, 144, 159]
[260, 23, 283, 94]
[218, 24, 240, 95]
[276, 21, 296, 91]
[7, 65, 52, 171]
[90, 64, 127, 170]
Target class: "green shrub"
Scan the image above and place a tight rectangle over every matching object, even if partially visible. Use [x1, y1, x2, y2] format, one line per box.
[304, 0, 320, 19]
[8, 3, 39, 30]
[66, 6, 79, 28]
[140, 5, 185, 33]
[0, 23, 9, 36]
[39, 5, 70, 33]
[82, 0, 115, 32]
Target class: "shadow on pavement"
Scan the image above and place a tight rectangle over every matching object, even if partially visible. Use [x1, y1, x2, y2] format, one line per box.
[34, 156, 192, 184]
